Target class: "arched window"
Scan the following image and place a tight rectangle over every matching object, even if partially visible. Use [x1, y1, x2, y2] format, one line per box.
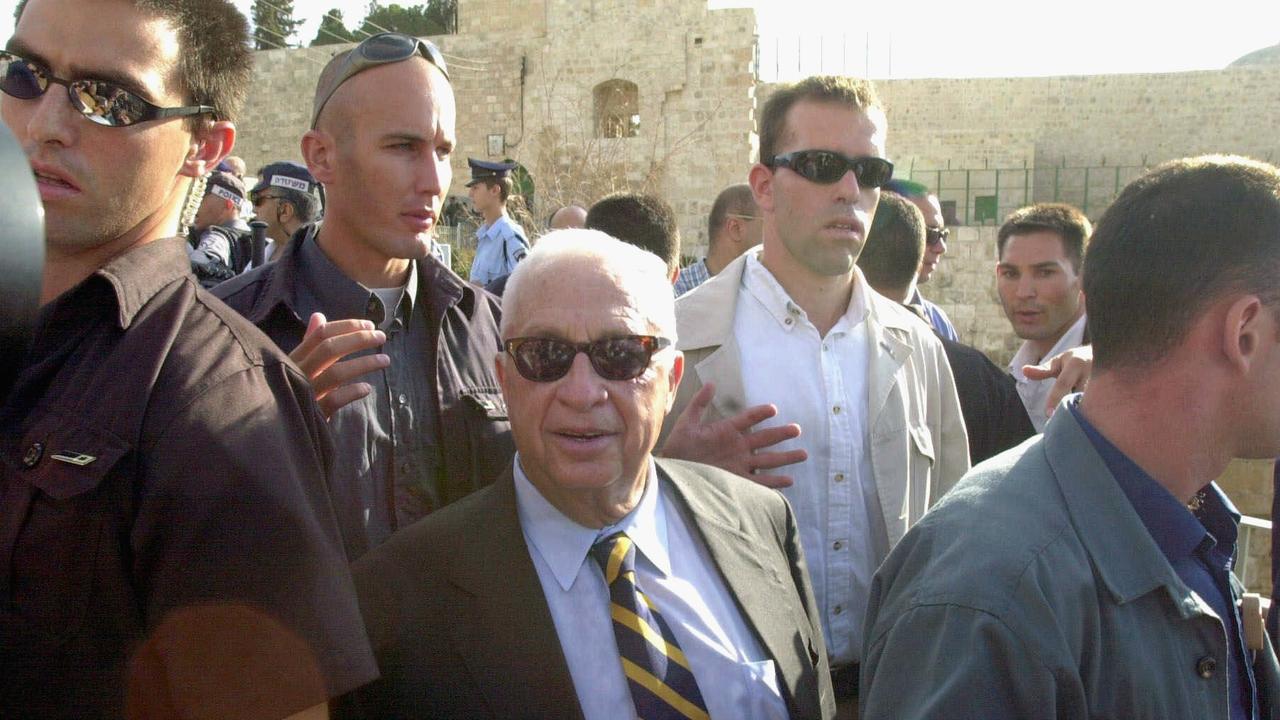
[593, 79, 640, 139]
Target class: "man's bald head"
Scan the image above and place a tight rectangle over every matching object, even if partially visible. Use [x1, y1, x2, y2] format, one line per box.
[549, 204, 588, 230]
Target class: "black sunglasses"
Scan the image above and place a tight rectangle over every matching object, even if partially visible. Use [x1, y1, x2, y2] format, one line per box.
[252, 192, 285, 206]
[765, 150, 894, 188]
[504, 335, 671, 382]
[926, 227, 950, 246]
[0, 51, 214, 128]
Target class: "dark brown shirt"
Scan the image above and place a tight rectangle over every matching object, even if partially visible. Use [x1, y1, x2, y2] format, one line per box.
[0, 238, 377, 719]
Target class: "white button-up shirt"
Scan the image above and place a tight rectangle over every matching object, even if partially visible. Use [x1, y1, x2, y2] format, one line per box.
[733, 253, 887, 665]
[514, 456, 789, 720]
[1008, 314, 1087, 432]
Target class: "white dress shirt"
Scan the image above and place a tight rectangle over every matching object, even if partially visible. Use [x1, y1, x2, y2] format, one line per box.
[733, 252, 887, 665]
[514, 455, 788, 720]
[1008, 313, 1087, 432]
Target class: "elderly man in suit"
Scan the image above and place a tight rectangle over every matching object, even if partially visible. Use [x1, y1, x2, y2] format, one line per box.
[341, 230, 835, 720]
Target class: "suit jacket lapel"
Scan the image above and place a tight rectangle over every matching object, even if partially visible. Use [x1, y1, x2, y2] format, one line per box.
[445, 470, 586, 720]
[658, 461, 811, 710]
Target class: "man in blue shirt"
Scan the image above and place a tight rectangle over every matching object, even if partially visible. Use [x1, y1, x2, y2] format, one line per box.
[860, 155, 1280, 719]
[467, 158, 529, 285]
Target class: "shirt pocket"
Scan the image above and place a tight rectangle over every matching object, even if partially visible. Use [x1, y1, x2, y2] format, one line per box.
[1, 414, 130, 647]
[908, 423, 936, 467]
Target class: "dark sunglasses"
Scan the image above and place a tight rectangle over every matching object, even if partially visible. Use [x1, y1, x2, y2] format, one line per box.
[252, 192, 285, 207]
[926, 227, 950, 246]
[0, 51, 214, 128]
[765, 150, 894, 188]
[311, 32, 449, 128]
[504, 335, 671, 382]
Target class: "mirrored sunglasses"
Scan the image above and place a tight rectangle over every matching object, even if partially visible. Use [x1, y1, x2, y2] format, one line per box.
[0, 51, 215, 128]
[765, 150, 894, 188]
[504, 335, 671, 382]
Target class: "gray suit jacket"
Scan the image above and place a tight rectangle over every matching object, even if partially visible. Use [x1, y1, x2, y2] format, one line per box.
[339, 457, 836, 719]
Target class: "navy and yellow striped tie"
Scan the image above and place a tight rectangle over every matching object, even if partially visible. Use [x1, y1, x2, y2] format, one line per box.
[590, 531, 710, 720]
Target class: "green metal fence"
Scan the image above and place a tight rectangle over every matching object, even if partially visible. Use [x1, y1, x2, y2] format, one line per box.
[900, 164, 1151, 226]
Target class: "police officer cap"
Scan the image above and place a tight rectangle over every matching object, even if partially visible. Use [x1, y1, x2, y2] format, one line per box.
[250, 161, 321, 202]
[466, 158, 517, 187]
[205, 171, 247, 206]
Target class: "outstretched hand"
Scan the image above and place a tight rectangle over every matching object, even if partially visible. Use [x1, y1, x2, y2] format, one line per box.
[661, 382, 807, 488]
[290, 312, 390, 420]
[1022, 344, 1093, 419]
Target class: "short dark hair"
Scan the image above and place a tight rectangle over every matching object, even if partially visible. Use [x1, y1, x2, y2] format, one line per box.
[858, 193, 925, 295]
[17, 0, 253, 126]
[277, 188, 322, 224]
[996, 203, 1092, 273]
[706, 183, 756, 248]
[758, 75, 881, 165]
[586, 193, 681, 272]
[1085, 155, 1280, 371]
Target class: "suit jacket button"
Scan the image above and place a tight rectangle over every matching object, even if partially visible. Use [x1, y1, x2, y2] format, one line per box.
[1196, 656, 1217, 679]
[22, 442, 44, 468]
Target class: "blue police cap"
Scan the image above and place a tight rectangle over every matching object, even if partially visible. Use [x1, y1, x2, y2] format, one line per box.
[466, 158, 518, 187]
[250, 161, 321, 202]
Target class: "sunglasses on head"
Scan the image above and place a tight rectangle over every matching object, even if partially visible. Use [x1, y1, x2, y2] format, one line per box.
[504, 335, 671, 382]
[926, 227, 950, 245]
[311, 32, 449, 128]
[0, 51, 215, 128]
[765, 150, 894, 188]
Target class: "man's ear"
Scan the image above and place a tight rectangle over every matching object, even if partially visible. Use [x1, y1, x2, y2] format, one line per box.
[665, 351, 685, 412]
[301, 129, 338, 185]
[1223, 294, 1265, 374]
[748, 162, 774, 213]
[180, 120, 235, 179]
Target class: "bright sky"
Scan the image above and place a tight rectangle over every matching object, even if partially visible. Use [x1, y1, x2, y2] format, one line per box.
[0, 0, 1276, 79]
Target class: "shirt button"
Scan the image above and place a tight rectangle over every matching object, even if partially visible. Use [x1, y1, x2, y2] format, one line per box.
[784, 318, 793, 326]
[834, 473, 846, 482]
[22, 442, 44, 468]
[1196, 656, 1217, 679]
[397, 393, 408, 405]
[823, 344, 830, 351]
[833, 605, 844, 615]
[833, 405, 842, 415]
[833, 540, 843, 551]
[399, 462, 411, 475]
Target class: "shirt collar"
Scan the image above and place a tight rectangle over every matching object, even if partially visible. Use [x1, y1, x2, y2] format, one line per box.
[513, 455, 670, 592]
[1068, 399, 1239, 563]
[740, 248, 868, 335]
[298, 230, 418, 325]
[95, 237, 196, 329]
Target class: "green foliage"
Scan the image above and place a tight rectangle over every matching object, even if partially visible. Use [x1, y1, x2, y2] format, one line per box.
[310, 8, 359, 47]
[251, 0, 302, 50]
[357, 1, 456, 38]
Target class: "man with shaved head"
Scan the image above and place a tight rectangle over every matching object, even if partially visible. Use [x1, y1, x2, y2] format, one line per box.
[216, 33, 513, 549]
[340, 230, 834, 719]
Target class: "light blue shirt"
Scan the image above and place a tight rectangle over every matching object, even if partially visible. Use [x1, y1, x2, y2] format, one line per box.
[469, 214, 528, 285]
[513, 455, 789, 720]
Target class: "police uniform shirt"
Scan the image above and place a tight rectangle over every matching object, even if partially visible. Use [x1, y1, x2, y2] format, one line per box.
[297, 236, 445, 547]
[469, 213, 528, 286]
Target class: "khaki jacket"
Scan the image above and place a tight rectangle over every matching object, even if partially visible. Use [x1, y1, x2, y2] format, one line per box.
[660, 253, 969, 548]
